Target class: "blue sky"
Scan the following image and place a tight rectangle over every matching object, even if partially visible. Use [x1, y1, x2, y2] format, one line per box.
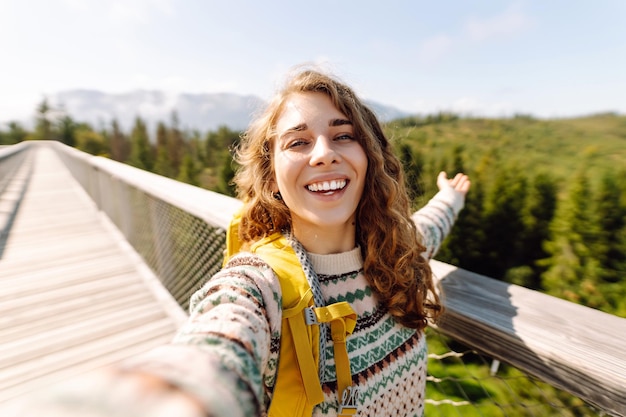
[1, 0, 625, 126]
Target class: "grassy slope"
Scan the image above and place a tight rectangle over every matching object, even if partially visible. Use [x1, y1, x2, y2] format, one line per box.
[386, 113, 626, 189]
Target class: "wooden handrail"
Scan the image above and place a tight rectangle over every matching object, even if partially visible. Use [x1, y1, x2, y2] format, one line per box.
[431, 260, 626, 416]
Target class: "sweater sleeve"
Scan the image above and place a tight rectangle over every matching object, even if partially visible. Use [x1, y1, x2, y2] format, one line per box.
[119, 252, 283, 417]
[412, 187, 466, 260]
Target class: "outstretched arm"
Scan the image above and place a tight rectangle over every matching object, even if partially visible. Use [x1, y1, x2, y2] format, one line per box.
[6, 254, 283, 417]
[412, 171, 471, 259]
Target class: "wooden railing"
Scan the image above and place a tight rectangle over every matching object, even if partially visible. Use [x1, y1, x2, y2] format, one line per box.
[0, 142, 31, 247]
[3, 141, 626, 416]
[430, 260, 626, 416]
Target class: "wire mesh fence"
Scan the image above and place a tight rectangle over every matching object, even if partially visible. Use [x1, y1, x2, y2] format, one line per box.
[425, 328, 602, 416]
[49, 142, 611, 416]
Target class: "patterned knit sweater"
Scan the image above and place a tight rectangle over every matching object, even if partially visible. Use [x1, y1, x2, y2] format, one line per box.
[123, 187, 465, 417]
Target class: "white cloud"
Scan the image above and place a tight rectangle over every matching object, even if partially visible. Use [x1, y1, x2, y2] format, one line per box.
[465, 3, 532, 42]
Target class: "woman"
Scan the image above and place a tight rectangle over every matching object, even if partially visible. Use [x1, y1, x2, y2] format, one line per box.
[16, 69, 469, 417]
[166, 69, 469, 416]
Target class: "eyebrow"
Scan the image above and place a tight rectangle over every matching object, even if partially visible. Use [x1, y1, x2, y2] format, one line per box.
[279, 119, 353, 140]
[330, 118, 352, 127]
[283, 123, 307, 134]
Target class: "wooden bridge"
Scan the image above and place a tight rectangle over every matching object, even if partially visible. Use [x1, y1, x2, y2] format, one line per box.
[0, 143, 186, 404]
[0, 141, 625, 416]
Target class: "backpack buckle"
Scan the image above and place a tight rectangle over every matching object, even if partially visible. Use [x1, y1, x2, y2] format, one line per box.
[304, 307, 319, 325]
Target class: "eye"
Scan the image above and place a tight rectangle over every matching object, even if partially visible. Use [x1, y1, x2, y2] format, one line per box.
[335, 133, 355, 141]
[285, 138, 309, 149]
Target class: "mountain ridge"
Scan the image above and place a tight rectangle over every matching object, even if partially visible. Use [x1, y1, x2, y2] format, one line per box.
[51, 89, 412, 133]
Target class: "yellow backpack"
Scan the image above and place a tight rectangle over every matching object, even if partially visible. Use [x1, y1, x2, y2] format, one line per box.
[224, 215, 359, 416]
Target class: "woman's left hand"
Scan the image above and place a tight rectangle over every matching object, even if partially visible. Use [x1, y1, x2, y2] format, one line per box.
[437, 171, 471, 196]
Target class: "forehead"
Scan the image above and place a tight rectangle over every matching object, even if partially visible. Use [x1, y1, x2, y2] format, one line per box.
[275, 92, 348, 132]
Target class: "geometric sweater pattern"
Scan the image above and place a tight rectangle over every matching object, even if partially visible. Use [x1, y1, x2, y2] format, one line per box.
[123, 187, 464, 417]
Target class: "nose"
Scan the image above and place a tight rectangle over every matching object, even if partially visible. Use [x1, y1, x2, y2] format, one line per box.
[309, 135, 340, 166]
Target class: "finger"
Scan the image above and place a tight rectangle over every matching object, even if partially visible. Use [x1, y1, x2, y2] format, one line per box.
[449, 173, 462, 187]
[436, 171, 449, 189]
[450, 173, 468, 188]
[456, 177, 471, 194]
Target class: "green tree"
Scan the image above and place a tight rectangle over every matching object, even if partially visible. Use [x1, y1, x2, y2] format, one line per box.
[128, 117, 154, 171]
[217, 155, 237, 196]
[33, 98, 55, 140]
[542, 169, 603, 307]
[177, 152, 200, 186]
[203, 125, 242, 192]
[1, 122, 29, 144]
[592, 170, 626, 315]
[153, 121, 174, 177]
[205, 129, 221, 168]
[481, 165, 528, 281]
[436, 179, 486, 272]
[167, 112, 184, 177]
[594, 170, 626, 284]
[520, 172, 558, 289]
[398, 143, 425, 208]
[57, 115, 77, 147]
[450, 144, 466, 174]
[156, 121, 168, 149]
[75, 126, 107, 155]
[109, 119, 130, 162]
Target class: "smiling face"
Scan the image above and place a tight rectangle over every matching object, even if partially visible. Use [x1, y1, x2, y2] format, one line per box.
[272, 92, 368, 253]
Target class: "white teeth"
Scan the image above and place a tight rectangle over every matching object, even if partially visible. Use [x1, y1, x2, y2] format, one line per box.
[307, 179, 346, 192]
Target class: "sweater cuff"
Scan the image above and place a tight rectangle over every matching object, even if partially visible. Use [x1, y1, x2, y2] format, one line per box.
[122, 344, 260, 417]
[430, 187, 465, 217]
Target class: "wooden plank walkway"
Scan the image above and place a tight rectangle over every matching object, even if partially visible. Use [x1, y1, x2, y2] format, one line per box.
[0, 145, 186, 404]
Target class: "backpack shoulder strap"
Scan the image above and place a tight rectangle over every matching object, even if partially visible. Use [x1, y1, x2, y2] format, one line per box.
[224, 214, 357, 416]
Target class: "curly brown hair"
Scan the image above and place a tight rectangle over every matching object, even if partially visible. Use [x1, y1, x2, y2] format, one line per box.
[233, 68, 441, 329]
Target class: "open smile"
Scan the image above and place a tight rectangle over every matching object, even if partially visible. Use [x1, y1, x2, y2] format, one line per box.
[306, 179, 348, 193]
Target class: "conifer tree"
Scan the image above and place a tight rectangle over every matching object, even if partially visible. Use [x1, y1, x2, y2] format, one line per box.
[167, 112, 184, 177]
[398, 143, 424, 208]
[450, 144, 465, 173]
[177, 152, 200, 186]
[110, 119, 130, 162]
[34, 99, 55, 140]
[437, 179, 486, 272]
[57, 115, 77, 147]
[217, 155, 237, 196]
[542, 169, 603, 307]
[2, 122, 28, 144]
[75, 126, 107, 155]
[593, 170, 626, 315]
[205, 130, 220, 169]
[434, 145, 481, 268]
[595, 171, 626, 280]
[154, 121, 174, 177]
[481, 164, 528, 281]
[128, 117, 154, 171]
[521, 172, 558, 289]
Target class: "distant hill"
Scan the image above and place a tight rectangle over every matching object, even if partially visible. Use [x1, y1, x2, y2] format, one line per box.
[51, 90, 411, 133]
[388, 112, 626, 188]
